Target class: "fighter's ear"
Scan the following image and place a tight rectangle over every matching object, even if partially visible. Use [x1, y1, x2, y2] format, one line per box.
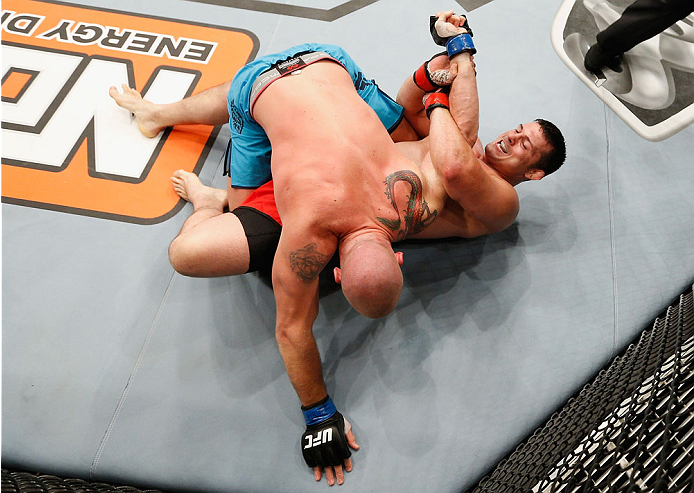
[395, 251, 404, 266]
[333, 267, 342, 284]
[525, 168, 545, 181]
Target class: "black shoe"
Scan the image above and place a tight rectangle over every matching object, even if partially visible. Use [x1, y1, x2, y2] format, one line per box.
[584, 43, 623, 75]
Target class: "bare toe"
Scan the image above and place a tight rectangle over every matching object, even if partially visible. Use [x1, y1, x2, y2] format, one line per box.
[170, 170, 228, 210]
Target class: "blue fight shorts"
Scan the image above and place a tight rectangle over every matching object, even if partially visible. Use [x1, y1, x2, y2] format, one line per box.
[224, 43, 405, 189]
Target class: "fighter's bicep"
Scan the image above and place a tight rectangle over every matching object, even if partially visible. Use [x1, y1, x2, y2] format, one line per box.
[277, 236, 335, 283]
[458, 178, 519, 234]
[272, 231, 337, 325]
[273, 229, 336, 291]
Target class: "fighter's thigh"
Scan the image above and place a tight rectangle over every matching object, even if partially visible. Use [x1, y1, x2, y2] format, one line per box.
[169, 212, 250, 277]
[389, 118, 421, 142]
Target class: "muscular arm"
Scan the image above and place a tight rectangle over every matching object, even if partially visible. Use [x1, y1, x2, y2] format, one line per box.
[396, 52, 480, 145]
[428, 53, 518, 234]
[447, 53, 479, 146]
[272, 231, 336, 406]
[395, 62, 435, 139]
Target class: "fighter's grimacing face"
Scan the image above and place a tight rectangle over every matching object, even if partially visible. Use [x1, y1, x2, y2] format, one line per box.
[485, 121, 549, 172]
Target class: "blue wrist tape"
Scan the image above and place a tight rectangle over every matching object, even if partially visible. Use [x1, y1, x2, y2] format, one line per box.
[302, 397, 337, 426]
[446, 34, 476, 58]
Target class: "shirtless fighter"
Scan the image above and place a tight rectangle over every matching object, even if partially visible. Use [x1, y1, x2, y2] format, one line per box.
[109, 12, 566, 487]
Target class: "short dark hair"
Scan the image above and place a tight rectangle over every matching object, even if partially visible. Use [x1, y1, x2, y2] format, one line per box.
[534, 119, 566, 176]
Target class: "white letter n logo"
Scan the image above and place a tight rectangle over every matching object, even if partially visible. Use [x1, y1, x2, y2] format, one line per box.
[2, 43, 199, 181]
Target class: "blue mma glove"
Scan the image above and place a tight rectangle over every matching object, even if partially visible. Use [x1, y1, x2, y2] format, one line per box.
[301, 396, 351, 468]
[430, 14, 473, 46]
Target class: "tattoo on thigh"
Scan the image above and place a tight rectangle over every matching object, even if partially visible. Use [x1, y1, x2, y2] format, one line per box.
[289, 243, 331, 283]
[377, 170, 438, 240]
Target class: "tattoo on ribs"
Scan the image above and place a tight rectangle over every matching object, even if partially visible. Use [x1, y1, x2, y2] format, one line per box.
[377, 170, 438, 240]
[289, 243, 331, 283]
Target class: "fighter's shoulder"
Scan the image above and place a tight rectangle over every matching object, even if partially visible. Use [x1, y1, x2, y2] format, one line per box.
[484, 174, 520, 226]
[442, 182, 518, 237]
[406, 199, 480, 239]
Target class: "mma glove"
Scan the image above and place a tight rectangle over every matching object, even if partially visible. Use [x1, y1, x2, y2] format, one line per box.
[430, 14, 473, 45]
[423, 88, 450, 119]
[301, 396, 351, 468]
[413, 52, 455, 93]
[446, 33, 476, 58]
[429, 13, 477, 59]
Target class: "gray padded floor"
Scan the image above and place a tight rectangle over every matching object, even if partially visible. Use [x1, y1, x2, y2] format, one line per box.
[3, 0, 694, 492]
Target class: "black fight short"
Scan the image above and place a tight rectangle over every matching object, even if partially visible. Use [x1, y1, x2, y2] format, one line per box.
[231, 206, 282, 273]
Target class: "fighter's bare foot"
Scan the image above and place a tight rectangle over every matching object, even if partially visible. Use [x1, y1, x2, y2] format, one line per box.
[108, 84, 164, 138]
[171, 170, 228, 211]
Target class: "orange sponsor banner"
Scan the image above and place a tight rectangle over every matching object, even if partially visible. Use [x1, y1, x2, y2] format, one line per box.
[1, 0, 258, 223]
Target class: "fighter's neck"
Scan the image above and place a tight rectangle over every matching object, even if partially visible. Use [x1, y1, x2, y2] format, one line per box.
[478, 152, 518, 187]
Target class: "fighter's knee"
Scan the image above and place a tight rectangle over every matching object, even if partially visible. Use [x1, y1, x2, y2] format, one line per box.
[168, 235, 198, 276]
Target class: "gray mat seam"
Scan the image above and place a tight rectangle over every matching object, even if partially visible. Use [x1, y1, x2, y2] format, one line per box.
[605, 106, 619, 355]
[89, 270, 179, 479]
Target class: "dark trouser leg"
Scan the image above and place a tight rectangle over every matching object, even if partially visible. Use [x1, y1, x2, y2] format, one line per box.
[596, 0, 694, 58]
[585, 0, 693, 73]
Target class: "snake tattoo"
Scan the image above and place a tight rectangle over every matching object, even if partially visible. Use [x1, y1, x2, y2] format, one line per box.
[377, 170, 438, 241]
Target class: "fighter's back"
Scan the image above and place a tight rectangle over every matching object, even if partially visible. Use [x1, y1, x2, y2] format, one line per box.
[252, 60, 446, 242]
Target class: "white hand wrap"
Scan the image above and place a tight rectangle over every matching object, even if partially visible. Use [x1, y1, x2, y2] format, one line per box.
[429, 69, 454, 86]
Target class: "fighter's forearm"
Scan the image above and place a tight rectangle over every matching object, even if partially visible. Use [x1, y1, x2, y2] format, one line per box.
[428, 105, 480, 204]
[447, 52, 479, 147]
[276, 323, 328, 407]
[396, 52, 479, 144]
[395, 72, 431, 139]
